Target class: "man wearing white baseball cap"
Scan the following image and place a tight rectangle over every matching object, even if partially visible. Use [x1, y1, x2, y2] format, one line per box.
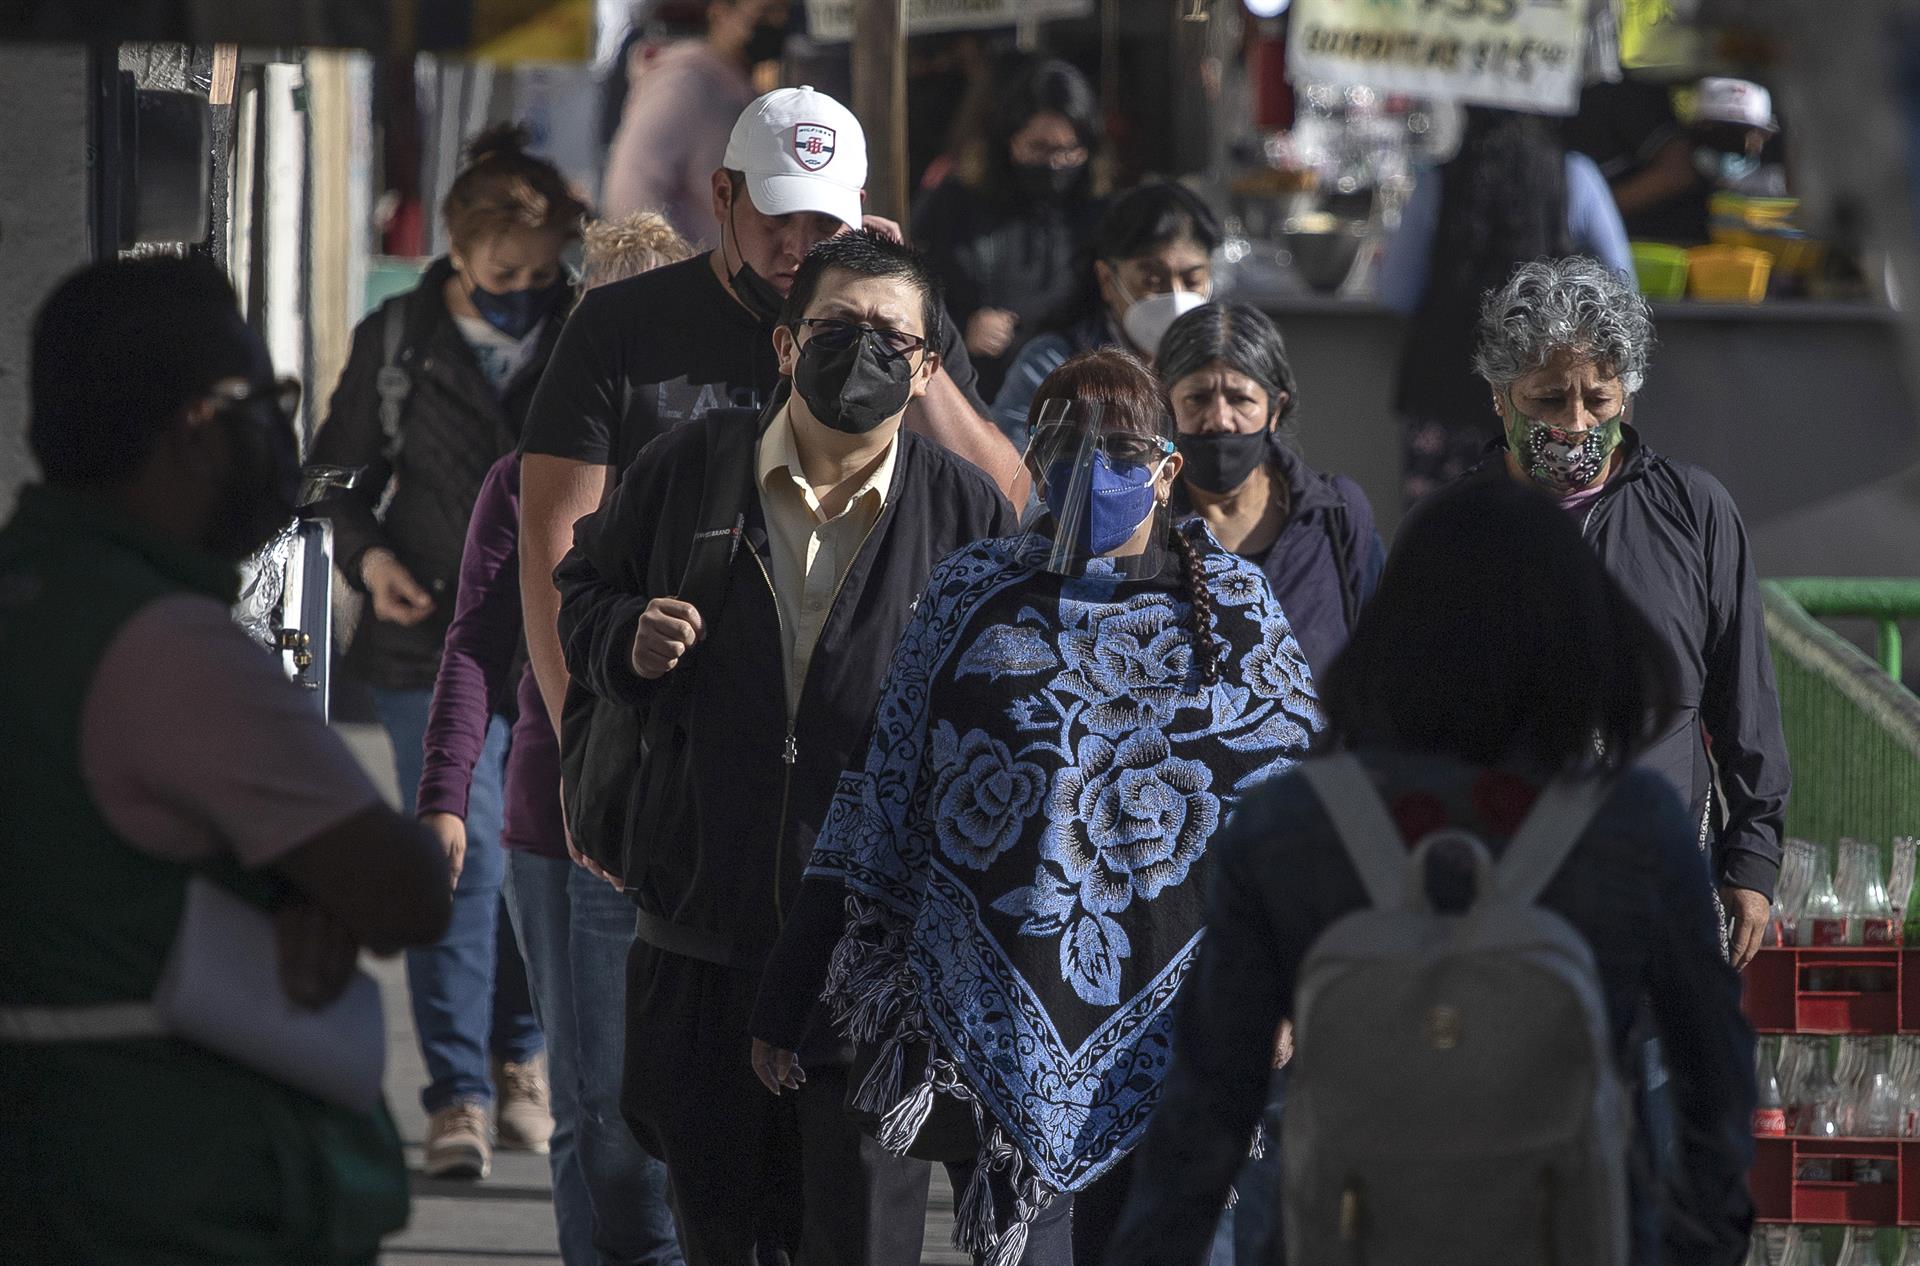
[522, 83, 1024, 739]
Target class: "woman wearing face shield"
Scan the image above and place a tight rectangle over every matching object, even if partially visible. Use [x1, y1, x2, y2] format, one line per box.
[989, 180, 1221, 449]
[308, 122, 586, 1178]
[1458, 256, 1788, 971]
[1159, 302, 1384, 678]
[750, 349, 1323, 1266]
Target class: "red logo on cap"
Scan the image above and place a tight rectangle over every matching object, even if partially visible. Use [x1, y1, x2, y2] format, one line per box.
[793, 124, 836, 172]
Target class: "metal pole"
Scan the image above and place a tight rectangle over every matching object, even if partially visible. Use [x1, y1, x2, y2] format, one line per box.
[851, 0, 907, 222]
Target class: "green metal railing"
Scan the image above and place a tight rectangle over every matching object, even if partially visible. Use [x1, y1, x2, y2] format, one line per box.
[1762, 579, 1920, 844]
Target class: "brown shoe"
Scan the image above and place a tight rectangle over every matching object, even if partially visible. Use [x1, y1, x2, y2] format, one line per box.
[424, 1098, 492, 1179]
[493, 1055, 553, 1154]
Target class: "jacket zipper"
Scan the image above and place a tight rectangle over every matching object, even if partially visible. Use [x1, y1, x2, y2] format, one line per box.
[750, 508, 888, 930]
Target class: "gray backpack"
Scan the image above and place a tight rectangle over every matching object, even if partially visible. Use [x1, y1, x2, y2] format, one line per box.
[1284, 754, 1631, 1266]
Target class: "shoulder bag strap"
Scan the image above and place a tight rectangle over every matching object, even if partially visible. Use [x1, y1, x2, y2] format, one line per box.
[1298, 753, 1409, 909]
[1495, 776, 1614, 905]
[374, 302, 414, 465]
[1324, 497, 1358, 632]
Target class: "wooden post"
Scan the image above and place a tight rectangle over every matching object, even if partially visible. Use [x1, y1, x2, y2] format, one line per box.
[851, 0, 907, 222]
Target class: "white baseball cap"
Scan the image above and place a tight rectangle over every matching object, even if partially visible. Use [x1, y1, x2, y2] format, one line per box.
[1693, 78, 1777, 132]
[722, 86, 867, 229]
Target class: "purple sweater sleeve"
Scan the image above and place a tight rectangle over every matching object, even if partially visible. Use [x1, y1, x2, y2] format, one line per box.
[417, 454, 523, 821]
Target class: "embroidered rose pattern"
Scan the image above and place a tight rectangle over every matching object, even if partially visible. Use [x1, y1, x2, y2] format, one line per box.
[1051, 601, 1198, 736]
[1044, 730, 1219, 917]
[929, 722, 1049, 871]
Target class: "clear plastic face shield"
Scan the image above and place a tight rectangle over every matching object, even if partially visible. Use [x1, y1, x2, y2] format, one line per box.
[1023, 396, 1176, 578]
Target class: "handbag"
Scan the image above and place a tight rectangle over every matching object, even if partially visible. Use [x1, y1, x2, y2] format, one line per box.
[561, 409, 760, 887]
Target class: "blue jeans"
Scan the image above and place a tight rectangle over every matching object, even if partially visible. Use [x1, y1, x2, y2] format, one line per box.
[505, 851, 682, 1266]
[1208, 1068, 1288, 1265]
[372, 687, 543, 1112]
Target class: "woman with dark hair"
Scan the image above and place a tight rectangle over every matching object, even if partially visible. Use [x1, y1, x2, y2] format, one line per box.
[750, 349, 1323, 1266]
[1105, 477, 1756, 1266]
[1158, 302, 1383, 678]
[912, 54, 1103, 400]
[990, 179, 1222, 447]
[1377, 106, 1633, 505]
[309, 122, 586, 1178]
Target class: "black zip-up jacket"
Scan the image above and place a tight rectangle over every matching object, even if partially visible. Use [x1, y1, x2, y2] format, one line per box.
[1465, 427, 1789, 898]
[310, 257, 569, 692]
[556, 409, 1018, 972]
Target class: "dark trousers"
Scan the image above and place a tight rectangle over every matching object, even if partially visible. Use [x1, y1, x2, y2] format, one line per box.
[622, 940, 932, 1266]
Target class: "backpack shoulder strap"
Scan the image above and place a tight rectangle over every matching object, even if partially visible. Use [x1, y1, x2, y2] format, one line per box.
[1298, 753, 1409, 909]
[1323, 496, 1358, 632]
[374, 301, 414, 462]
[1495, 776, 1614, 905]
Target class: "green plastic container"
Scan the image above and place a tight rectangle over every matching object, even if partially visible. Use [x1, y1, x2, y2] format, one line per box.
[1630, 241, 1689, 301]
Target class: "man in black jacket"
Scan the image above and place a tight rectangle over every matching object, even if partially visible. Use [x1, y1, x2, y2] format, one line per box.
[1462, 256, 1789, 968]
[556, 231, 1018, 1266]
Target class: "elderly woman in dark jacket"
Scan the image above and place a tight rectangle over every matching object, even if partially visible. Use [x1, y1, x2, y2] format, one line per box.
[1158, 302, 1383, 679]
[309, 123, 585, 1176]
[1458, 256, 1788, 969]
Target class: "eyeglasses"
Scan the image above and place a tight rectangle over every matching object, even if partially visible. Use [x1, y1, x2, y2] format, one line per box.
[796, 318, 927, 360]
[1033, 426, 1175, 467]
[210, 376, 302, 421]
[1012, 143, 1090, 170]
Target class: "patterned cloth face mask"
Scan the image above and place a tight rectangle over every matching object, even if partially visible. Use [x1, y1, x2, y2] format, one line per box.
[1503, 394, 1625, 494]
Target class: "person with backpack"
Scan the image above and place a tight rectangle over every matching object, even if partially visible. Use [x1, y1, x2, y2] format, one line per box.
[414, 212, 692, 1265]
[1157, 301, 1383, 678]
[555, 230, 1017, 1266]
[308, 123, 585, 1178]
[750, 348, 1326, 1266]
[1105, 477, 1756, 1266]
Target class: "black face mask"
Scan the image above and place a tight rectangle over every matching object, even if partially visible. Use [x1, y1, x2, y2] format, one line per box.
[1014, 161, 1084, 204]
[793, 329, 916, 434]
[205, 392, 301, 562]
[1176, 429, 1271, 495]
[744, 19, 787, 66]
[726, 199, 790, 325]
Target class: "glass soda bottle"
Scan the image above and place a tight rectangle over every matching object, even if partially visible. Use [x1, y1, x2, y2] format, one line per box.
[1861, 840, 1898, 946]
[1754, 1038, 1788, 1136]
[1802, 843, 1849, 947]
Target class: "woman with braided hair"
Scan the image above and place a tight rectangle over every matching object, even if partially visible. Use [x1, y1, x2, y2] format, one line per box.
[750, 349, 1324, 1266]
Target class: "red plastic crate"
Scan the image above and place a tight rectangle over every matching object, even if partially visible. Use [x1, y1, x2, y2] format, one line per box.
[1750, 1139, 1900, 1225]
[1740, 947, 1903, 1033]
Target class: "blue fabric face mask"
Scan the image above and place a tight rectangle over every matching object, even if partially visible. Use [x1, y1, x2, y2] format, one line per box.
[1043, 450, 1163, 556]
[470, 279, 561, 339]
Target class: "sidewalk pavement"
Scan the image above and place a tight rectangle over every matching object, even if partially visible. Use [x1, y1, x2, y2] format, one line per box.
[339, 720, 966, 1265]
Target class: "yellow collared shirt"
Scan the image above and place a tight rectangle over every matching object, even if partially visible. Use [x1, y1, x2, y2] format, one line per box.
[754, 406, 899, 715]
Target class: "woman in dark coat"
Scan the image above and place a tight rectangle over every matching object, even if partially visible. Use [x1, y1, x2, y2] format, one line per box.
[308, 123, 585, 1177]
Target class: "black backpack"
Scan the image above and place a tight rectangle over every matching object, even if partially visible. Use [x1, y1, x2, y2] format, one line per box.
[558, 410, 759, 892]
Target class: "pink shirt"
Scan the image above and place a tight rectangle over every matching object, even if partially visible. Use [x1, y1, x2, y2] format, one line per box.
[79, 594, 381, 867]
[601, 42, 754, 247]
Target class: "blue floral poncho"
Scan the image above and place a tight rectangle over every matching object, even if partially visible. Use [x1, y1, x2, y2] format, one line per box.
[809, 523, 1324, 1263]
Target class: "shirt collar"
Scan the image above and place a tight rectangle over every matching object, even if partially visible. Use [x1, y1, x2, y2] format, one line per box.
[755, 403, 900, 521]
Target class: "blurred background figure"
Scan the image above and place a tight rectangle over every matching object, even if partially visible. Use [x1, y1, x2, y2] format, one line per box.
[415, 210, 692, 1264]
[1567, 76, 1785, 247]
[993, 178, 1221, 447]
[911, 54, 1103, 401]
[602, 0, 790, 244]
[309, 123, 587, 1182]
[1377, 107, 1634, 506]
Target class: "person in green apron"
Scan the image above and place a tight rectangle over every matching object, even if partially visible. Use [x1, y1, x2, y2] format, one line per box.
[0, 256, 454, 1265]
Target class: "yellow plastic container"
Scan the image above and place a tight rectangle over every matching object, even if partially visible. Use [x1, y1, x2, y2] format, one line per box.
[1688, 245, 1772, 303]
[1630, 242, 1690, 301]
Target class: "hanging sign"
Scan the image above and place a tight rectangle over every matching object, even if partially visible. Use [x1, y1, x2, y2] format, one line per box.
[806, 0, 1093, 44]
[1288, 0, 1592, 116]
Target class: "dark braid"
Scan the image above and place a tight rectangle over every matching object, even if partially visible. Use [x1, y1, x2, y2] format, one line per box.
[1168, 524, 1222, 688]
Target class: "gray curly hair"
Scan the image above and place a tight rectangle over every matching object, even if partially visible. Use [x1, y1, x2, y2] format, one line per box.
[1472, 257, 1655, 395]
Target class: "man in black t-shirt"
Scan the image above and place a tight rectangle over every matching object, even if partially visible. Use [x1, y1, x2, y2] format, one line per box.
[521, 85, 1025, 744]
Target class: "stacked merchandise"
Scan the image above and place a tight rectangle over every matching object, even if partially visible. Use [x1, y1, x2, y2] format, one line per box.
[1747, 838, 1920, 1262]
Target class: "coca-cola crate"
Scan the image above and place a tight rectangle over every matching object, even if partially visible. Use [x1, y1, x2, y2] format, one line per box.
[1740, 948, 1901, 1034]
[1749, 1138, 1901, 1224]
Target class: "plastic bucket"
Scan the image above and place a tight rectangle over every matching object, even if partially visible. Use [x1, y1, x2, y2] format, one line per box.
[1688, 244, 1773, 304]
[1630, 242, 1690, 301]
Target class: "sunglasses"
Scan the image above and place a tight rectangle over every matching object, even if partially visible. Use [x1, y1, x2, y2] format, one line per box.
[210, 376, 303, 421]
[795, 317, 928, 360]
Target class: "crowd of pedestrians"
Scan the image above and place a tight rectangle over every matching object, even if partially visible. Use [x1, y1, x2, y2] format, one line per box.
[1, 72, 1785, 1266]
